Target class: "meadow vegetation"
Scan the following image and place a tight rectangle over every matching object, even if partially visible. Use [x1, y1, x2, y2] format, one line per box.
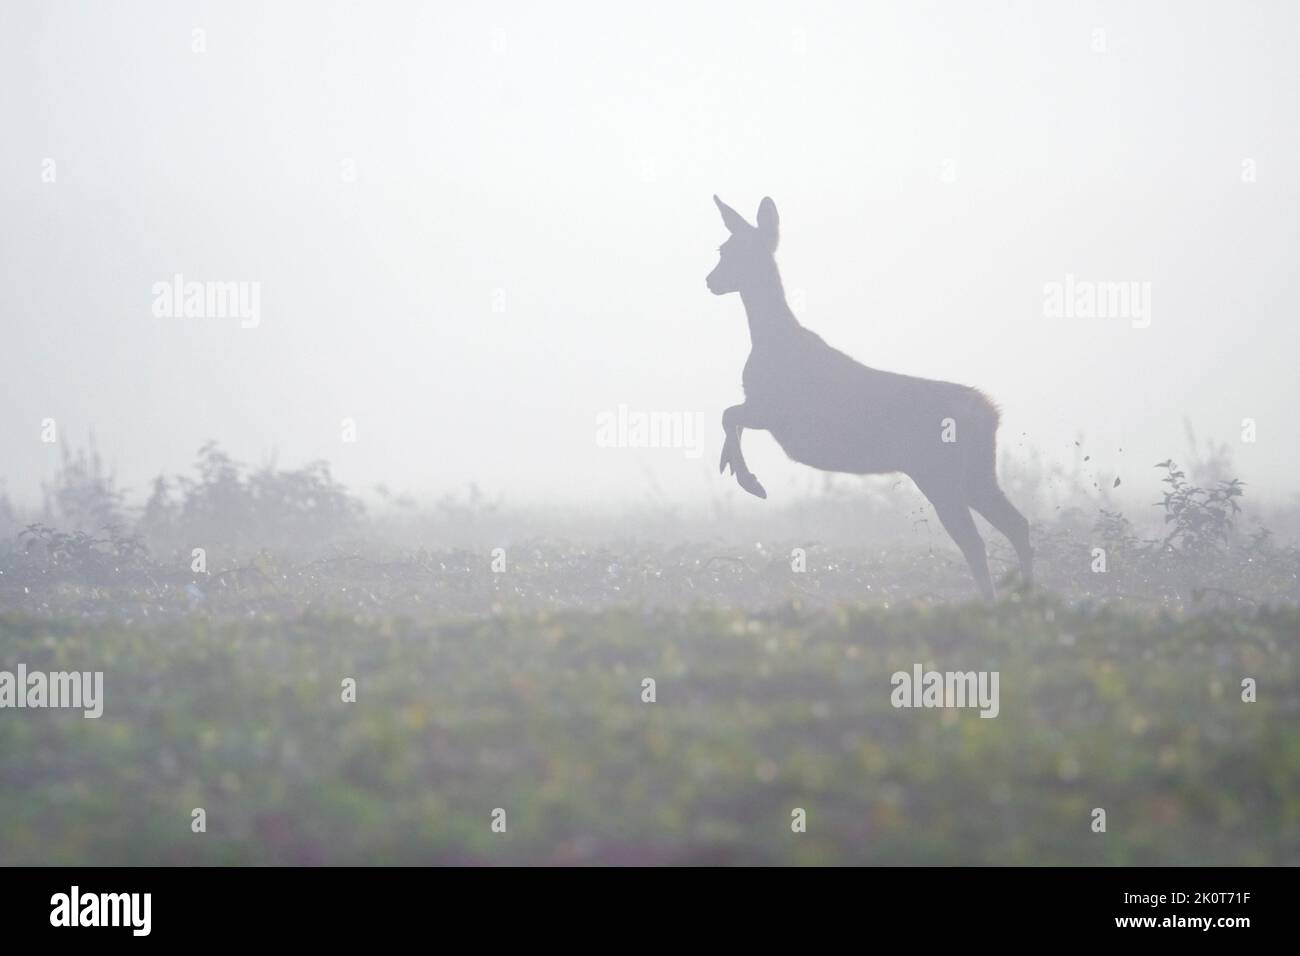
[0, 438, 1296, 863]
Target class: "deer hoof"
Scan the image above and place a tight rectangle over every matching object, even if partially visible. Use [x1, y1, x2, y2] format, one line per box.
[737, 470, 767, 499]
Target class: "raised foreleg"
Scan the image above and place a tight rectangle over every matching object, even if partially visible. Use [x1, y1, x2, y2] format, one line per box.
[719, 403, 768, 499]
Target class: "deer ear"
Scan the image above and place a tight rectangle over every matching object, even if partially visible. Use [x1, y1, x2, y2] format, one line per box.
[756, 197, 779, 251]
[714, 195, 751, 235]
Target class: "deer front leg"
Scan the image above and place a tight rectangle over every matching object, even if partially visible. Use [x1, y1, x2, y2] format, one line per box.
[719, 403, 768, 499]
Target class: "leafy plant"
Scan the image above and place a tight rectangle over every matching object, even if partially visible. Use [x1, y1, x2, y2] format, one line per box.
[1152, 459, 1244, 556]
[40, 436, 126, 532]
[19, 521, 148, 578]
[141, 442, 365, 558]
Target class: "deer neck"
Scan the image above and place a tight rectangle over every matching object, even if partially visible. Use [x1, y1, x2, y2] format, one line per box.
[739, 268, 797, 348]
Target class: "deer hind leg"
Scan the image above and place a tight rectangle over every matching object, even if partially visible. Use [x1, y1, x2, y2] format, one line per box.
[969, 481, 1034, 584]
[719, 403, 767, 499]
[919, 482, 995, 601]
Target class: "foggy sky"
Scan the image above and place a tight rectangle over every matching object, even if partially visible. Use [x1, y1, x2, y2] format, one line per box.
[2, 1, 1297, 510]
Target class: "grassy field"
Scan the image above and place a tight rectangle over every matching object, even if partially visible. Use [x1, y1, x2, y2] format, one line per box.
[3, 593, 1297, 865]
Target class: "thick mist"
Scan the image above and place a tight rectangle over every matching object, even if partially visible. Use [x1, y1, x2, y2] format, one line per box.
[2, 1, 1297, 512]
[3, 0, 1299, 875]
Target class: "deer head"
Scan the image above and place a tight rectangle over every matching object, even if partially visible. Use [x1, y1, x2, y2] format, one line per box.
[706, 195, 780, 296]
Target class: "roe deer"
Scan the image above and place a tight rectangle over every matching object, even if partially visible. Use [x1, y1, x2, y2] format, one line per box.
[705, 195, 1033, 600]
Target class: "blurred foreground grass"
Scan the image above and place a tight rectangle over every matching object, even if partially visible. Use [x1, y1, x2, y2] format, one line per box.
[1, 594, 1297, 865]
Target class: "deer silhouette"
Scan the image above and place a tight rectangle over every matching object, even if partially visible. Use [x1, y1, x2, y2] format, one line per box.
[706, 195, 1033, 600]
